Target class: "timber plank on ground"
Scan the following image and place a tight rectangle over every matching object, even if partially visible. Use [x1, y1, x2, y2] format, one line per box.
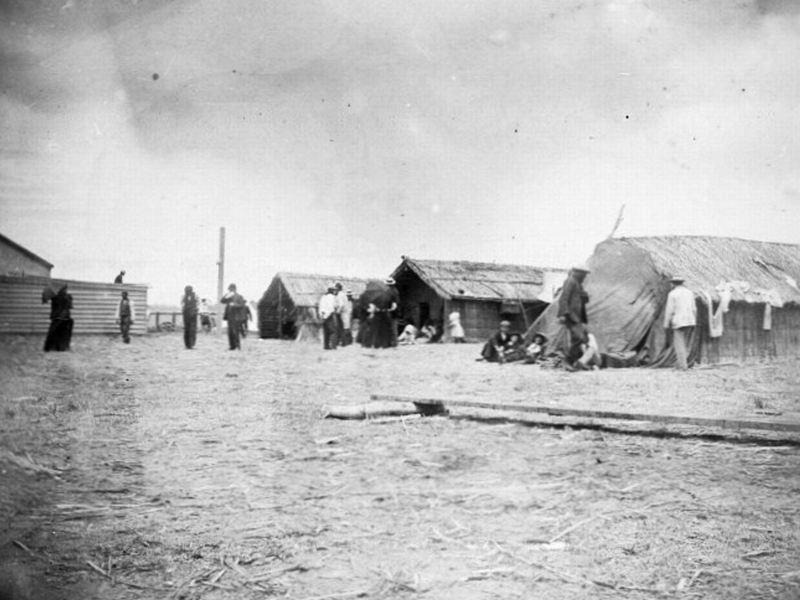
[370, 394, 800, 434]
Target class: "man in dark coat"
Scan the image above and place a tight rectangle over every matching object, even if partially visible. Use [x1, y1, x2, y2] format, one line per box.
[221, 283, 246, 350]
[557, 264, 590, 369]
[43, 284, 73, 351]
[181, 285, 199, 349]
[480, 320, 511, 363]
[114, 290, 135, 344]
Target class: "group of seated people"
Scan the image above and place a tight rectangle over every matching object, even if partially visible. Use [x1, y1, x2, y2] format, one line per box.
[479, 320, 601, 370]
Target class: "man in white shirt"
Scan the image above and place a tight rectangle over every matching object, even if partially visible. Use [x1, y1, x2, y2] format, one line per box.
[318, 285, 338, 350]
[334, 282, 348, 347]
[663, 276, 697, 369]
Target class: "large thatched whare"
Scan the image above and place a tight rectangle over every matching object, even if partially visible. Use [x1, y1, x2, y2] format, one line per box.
[527, 236, 800, 367]
[257, 272, 370, 342]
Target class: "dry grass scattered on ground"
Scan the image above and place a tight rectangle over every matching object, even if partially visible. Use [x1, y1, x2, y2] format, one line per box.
[1, 333, 799, 600]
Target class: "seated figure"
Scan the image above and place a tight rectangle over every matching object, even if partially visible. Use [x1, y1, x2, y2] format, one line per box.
[479, 321, 511, 363]
[524, 333, 548, 364]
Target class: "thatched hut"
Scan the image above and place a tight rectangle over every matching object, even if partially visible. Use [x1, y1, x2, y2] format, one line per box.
[527, 236, 800, 366]
[257, 272, 370, 342]
[390, 256, 568, 342]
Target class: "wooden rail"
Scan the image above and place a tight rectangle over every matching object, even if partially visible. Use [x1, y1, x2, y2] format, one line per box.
[370, 394, 800, 434]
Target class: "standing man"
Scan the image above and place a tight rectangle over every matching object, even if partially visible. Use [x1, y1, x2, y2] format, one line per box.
[385, 277, 400, 347]
[557, 264, 590, 371]
[334, 282, 348, 347]
[221, 283, 246, 350]
[664, 276, 696, 370]
[340, 288, 354, 346]
[181, 285, 199, 349]
[318, 285, 338, 350]
[114, 270, 126, 284]
[114, 290, 135, 344]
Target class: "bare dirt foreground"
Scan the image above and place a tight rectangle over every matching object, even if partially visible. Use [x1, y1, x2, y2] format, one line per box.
[1, 333, 799, 600]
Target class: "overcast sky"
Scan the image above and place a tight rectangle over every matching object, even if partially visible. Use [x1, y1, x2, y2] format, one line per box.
[1, 0, 799, 304]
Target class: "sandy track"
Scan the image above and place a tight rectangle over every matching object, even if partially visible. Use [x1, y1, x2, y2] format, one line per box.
[1, 333, 799, 599]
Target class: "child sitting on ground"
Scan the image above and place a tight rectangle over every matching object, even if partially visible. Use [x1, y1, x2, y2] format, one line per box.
[524, 333, 547, 364]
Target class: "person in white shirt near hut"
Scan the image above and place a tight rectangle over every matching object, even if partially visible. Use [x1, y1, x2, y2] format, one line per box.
[318, 285, 339, 350]
[663, 275, 697, 370]
[339, 287, 354, 346]
[334, 282, 348, 347]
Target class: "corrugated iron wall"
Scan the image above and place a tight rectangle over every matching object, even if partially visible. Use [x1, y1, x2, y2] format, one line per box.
[0, 275, 148, 335]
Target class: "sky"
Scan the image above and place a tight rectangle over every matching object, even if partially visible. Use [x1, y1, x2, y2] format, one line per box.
[1, 0, 799, 305]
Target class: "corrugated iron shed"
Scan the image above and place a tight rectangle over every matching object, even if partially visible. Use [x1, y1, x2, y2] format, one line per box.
[392, 257, 568, 302]
[0, 275, 148, 335]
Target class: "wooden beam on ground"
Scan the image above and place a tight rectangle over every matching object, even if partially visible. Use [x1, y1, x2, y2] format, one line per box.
[370, 394, 800, 434]
[323, 401, 444, 420]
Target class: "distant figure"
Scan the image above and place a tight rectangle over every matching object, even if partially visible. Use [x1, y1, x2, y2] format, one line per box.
[181, 285, 199, 349]
[397, 323, 419, 345]
[576, 332, 602, 370]
[385, 277, 400, 347]
[114, 270, 126, 284]
[43, 284, 73, 352]
[558, 264, 591, 371]
[239, 304, 253, 338]
[333, 282, 348, 348]
[221, 283, 246, 350]
[664, 275, 697, 370]
[358, 280, 397, 349]
[419, 320, 438, 343]
[114, 290, 135, 344]
[479, 320, 511, 363]
[524, 333, 548, 364]
[340, 288, 354, 347]
[503, 332, 527, 362]
[448, 310, 465, 343]
[199, 298, 214, 333]
[318, 285, 338, 350]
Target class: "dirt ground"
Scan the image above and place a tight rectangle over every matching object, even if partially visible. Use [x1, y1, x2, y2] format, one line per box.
[1, 332, 799, 600]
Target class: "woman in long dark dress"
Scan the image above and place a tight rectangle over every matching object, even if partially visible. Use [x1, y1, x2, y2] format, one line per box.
[43, 284, 73, 351]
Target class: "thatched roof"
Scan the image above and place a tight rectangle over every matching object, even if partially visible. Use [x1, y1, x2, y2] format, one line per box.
[392, 257, 568, 302]
[613, 236, 800, 304]
[269, 272, 371, 308]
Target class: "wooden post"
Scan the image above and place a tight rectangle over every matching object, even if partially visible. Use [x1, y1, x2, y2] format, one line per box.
[278, 280, 283, 339]
[217, 227, 225, 332]
[217, 227, 225, 302]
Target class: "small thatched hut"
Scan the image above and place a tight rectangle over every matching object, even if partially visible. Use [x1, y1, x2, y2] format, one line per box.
[390, 256, 568, 342]
[527, 236, 800, 366]
[257, 272, 370, 342]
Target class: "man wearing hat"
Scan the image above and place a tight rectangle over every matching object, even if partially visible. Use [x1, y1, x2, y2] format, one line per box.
[664, 276, 696, 369]
[480, 320, 512, 362]
[384, 277, 400, 347]
[114, 290, 136, 344]
[221, 283, 246, 350]
[557, 264, 591, 370]
[339, 285, 355, 347]
[318, 284, 339, 350]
